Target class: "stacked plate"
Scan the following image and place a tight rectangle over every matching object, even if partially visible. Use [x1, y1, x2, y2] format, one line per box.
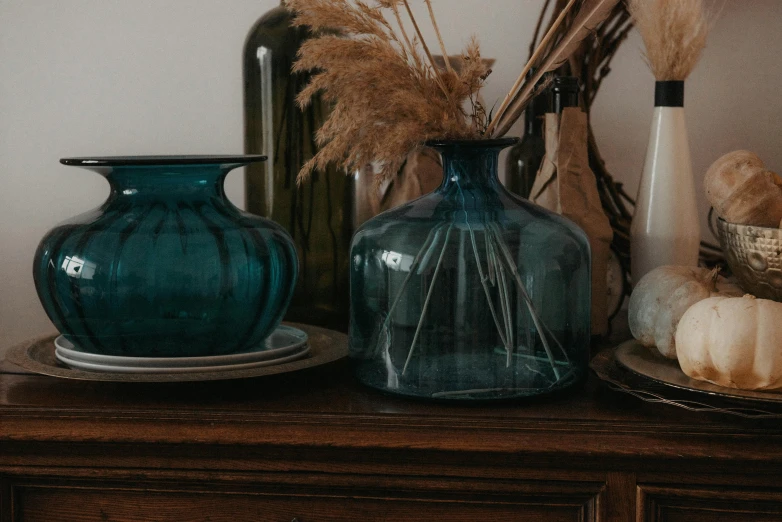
[54, 325, 310, 374]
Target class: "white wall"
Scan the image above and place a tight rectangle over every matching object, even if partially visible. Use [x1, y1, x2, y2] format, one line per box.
[1, 0, 778, 346]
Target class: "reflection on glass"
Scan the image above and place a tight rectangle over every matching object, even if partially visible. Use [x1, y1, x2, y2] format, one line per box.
[61, 256, 96, 280]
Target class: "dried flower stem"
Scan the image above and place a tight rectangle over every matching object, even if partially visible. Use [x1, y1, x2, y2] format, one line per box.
[396, 179, 567, 379]
[529, 0, 553, 58]
[486, 0, 577, 137]
[492, 0, 620, 137]
[401, 0, 450, 98]
[466, 215, 511, 356]
[424, 0, 453, 73]
[372, 222, 445, 358]
[402, 223, 454, 375]
[401, 0, 436, 68]
[397, 218, 565, 380]
[489, 223, 565, 377]
[390, 3, 419, 67]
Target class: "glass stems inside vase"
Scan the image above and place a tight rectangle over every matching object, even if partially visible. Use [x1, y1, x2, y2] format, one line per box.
[374, 180, 571, 392]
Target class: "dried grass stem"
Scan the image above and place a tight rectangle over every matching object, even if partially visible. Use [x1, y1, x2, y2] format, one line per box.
[424, 0, 453, 73]
[485, 0, 577, 137]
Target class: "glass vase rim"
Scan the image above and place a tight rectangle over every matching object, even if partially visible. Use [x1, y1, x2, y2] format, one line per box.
[424, 137, 520, 150]
[59, 155, 267, 168]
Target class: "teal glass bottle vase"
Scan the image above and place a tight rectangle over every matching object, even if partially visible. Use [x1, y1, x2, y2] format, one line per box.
[33, 156, 298, 357]
[349, 139, 591, 400]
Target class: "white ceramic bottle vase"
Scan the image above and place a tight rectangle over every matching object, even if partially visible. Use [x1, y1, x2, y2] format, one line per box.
[631, 81, 700, 284]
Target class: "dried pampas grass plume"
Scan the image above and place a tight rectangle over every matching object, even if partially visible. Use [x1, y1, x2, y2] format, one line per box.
[628, 0, 711, 81]
[287, 0, 489, 184]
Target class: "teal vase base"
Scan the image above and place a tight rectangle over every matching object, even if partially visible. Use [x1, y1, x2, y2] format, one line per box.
[35, 156, 297, 358]
[351, 357, 586, 402]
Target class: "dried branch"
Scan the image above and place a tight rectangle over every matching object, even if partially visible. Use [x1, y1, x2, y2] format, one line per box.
[401, 0, 449, 97]
[389, 3, 422, 69]
[485, 0, 577, 137]
[491, 0, 620, 137]
[529, 0, 553, 57]
[424, 0, 453, 73]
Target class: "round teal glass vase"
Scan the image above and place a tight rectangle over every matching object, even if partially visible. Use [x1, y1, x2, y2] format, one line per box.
[33, 156, 297, 357]
[349, 139, 591, 400]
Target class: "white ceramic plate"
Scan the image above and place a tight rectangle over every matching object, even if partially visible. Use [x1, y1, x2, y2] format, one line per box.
[54, 325, 308, 368]
[55, 344, 311, 374]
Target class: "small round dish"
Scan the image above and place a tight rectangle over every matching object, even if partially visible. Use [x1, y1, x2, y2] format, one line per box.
[54, 325, 308, 368]
[615, 340, 782, 404]
[5, 322, 348, 383]
[55, 345, 310, 374]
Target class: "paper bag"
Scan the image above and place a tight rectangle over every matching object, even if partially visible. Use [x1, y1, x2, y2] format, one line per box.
[530, 107, 613, 336]
[355, 148, 443, 226]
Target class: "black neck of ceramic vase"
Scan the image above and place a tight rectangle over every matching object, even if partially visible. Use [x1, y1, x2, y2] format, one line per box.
[655, 81, 685, 107]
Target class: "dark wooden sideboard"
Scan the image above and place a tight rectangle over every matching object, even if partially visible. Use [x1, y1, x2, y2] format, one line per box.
[2, 330, 782, 522]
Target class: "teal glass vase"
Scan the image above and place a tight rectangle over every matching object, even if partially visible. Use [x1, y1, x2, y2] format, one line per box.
[33, 156, 297, 357]
[349, 139, 591, 400]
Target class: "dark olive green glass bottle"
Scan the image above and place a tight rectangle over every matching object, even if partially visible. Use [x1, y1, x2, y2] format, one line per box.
[551, 76, 580, 113]
[504, 74, 549, 199]
[243, 4, 353, 331]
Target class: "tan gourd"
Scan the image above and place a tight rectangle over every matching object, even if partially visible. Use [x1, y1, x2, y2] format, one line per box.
[704, 150, 782, 228]
[675, 295, 782, 391]
[628, 266, 742, 359]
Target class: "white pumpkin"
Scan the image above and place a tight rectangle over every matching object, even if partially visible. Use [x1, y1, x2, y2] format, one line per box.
[675, 295, 782, 391]
[629, 266, 742, 359]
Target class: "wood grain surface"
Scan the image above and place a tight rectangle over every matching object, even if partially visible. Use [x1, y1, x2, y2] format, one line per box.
[1, 317, 781, 521]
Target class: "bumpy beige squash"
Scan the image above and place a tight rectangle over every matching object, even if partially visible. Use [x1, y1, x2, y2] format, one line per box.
[629, 266, 742, 359]
[704, 150, 782, 227]
[675, 295, 782, 391]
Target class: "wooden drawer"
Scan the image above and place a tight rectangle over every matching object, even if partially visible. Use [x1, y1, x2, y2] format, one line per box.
[638, 484, 782, 522]
[10, 478, 605, 522]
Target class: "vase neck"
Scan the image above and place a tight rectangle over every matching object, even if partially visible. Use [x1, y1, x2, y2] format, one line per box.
[434, 142, 509, 193]
[102, 166, 228, 202]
